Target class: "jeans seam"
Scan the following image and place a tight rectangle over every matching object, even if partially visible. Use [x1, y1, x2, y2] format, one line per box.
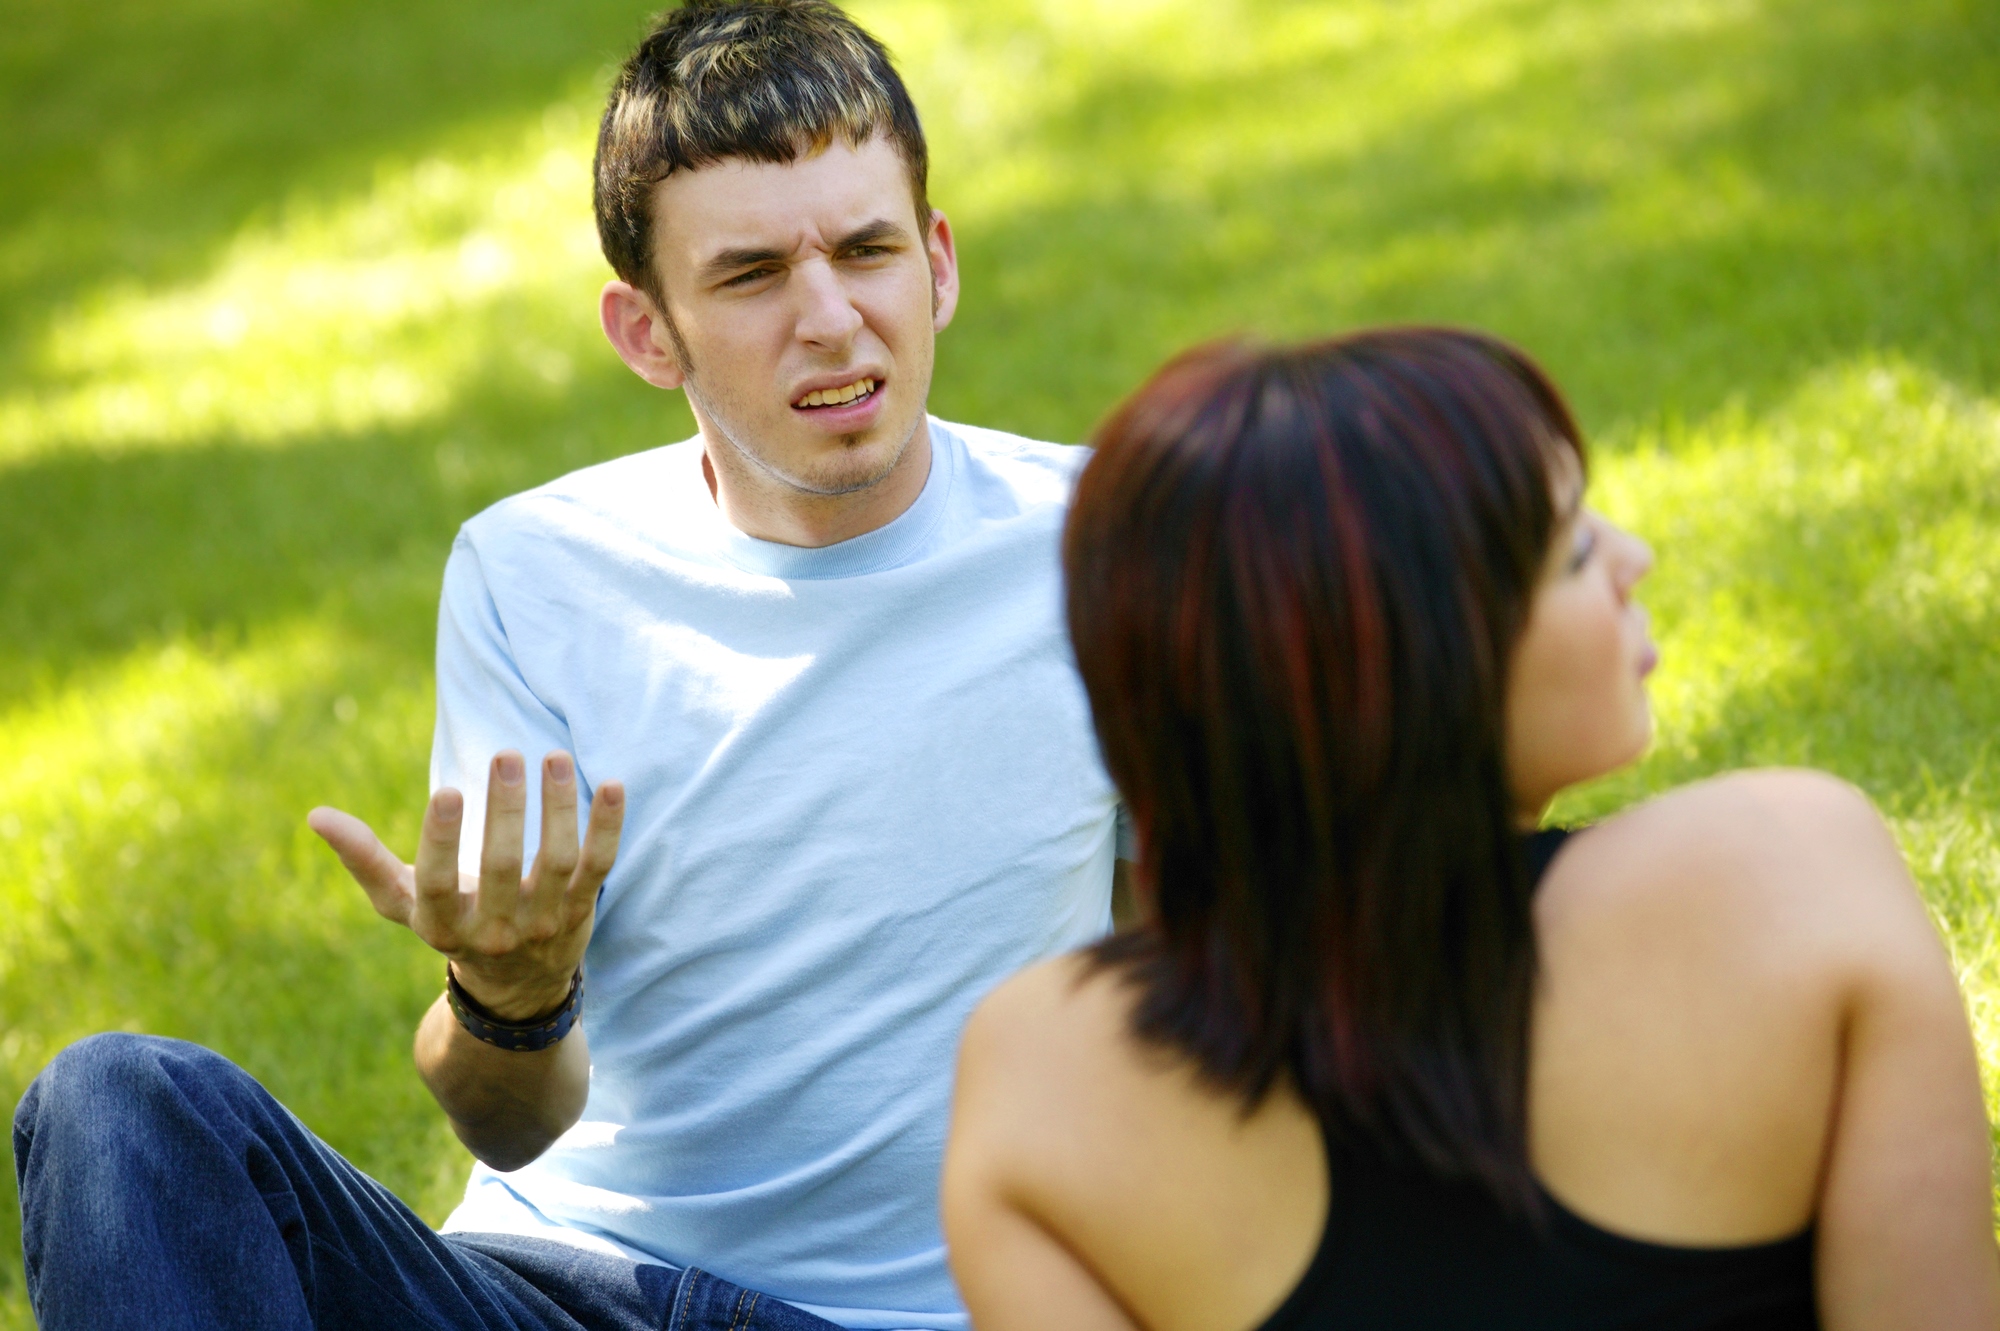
[673, 1267, 702, 1331]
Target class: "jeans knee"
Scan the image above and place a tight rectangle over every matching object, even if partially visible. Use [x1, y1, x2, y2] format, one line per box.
[16, 1033, 226, 1147]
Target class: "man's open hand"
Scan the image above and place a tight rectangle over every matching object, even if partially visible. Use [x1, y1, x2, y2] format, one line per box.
[308, 751, 625, 1021]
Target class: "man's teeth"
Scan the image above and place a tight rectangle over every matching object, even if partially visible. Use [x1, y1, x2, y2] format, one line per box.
[799, 378, 877, 408]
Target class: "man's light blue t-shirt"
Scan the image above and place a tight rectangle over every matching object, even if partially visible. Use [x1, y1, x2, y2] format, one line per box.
[432, 420, 1121, 1329]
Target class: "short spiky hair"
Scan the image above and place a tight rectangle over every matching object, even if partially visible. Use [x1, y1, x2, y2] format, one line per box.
[595, 0, 931, 298]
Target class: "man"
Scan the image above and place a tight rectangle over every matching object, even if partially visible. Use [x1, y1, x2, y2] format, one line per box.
[11, 3, 1126, 1329]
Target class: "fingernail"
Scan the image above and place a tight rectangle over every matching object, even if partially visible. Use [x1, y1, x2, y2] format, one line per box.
[599, 782, 624, 807]
[433, 788, 463, 819]
[548, 752, 574, 783]
[497, 752, 524, 785]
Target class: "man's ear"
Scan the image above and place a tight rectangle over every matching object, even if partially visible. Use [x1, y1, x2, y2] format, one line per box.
[600, 280, 688, 390]
[926, 210, 961, 334]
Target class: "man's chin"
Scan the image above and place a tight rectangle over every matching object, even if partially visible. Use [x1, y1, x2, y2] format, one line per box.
[782, 451, 905, 498]
[779, 419, 923, 497]
[696, 390, 927, 500]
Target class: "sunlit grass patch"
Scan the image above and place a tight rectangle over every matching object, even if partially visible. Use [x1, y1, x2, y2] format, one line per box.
[1555, 358, 2000, 1197]
[1899, 789, 2000, 1122]
[1900, 792, 2000, 1225]
[0, 610, 474, 1302]
[1581, 359, 2000, 785]
[0, 100, 605, 464]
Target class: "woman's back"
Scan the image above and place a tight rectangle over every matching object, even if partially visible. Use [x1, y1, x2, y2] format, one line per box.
[945, 773, 1994, 1330]
[941, 329, 1998, 1330]
[1263, 1140, 1811, 1330]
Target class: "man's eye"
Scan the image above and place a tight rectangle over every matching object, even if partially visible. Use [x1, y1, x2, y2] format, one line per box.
[847, 246, 890, 259]
[724, 267, 775, 287]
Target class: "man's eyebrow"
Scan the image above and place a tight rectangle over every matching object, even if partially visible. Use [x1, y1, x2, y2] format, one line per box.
[694, 220, 912, 284]
[698, 245, 790, 282]
[832, 218, 911, 250]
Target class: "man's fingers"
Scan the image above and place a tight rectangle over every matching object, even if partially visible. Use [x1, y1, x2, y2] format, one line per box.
[307, 806, 415, 925]
[564, 780, 625, 924]
[473, 750, 529, 930]
[409, 788, 468, 942]
[526, 752, 581, 920]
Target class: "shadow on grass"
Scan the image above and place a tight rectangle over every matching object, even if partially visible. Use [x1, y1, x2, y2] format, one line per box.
[3, 0, 1994, 695]
[0, 0, 651, 379]
[6, 0, 1994, 711]
[0, 354, 688, 711]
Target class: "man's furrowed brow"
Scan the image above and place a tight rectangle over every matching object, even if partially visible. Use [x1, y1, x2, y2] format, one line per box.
[698, 245, 790, 282]
[833, 218, 912, 250]
[694, 220, 912, 283]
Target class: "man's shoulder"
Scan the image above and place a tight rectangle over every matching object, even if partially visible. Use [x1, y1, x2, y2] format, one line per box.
[935, 419, 1089, 514]
[461, 437, 704, 555]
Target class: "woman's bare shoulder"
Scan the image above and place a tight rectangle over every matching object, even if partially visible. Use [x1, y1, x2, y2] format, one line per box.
[954, 954, 1329, 1331]
[959, 952, 1171, 1121]
[1527, 771, 1942, 1243]
[1559, 768, 1884, 873]
[1542, 768, 1928, 971]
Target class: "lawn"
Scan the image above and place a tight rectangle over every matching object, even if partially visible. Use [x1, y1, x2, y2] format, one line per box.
[1, 0, 1996, 1320]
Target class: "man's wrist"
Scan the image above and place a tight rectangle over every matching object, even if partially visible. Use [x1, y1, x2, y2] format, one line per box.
[446, 962, 578, 1025]
[445, 964, 583, 1052]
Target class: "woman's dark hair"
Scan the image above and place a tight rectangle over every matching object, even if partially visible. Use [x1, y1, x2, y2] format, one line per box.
[1067, 326, 1585, 1206]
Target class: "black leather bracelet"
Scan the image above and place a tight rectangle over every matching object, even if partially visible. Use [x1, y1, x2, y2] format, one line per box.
[445, 965, 583, 1052]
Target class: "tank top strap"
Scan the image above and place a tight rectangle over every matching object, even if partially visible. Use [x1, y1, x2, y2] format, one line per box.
[1521, 825, 1573, 891]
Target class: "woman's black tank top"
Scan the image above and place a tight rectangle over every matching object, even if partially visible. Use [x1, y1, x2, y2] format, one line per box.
[1257, 829, 1818, 1331]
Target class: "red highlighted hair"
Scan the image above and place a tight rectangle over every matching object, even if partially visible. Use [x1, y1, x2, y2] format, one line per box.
[1068, 327, 1583, 1203]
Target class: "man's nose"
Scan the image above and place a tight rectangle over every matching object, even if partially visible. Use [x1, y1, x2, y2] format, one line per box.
[793, 260, 864, 349]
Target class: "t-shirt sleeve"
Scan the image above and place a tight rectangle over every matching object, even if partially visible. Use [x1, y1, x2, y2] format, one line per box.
[431, 530, 580, 876]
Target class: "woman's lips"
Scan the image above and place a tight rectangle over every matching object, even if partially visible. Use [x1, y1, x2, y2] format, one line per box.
[1638, 642, 1660, 678]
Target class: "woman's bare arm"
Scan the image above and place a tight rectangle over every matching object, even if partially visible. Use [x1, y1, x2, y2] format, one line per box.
[943, 974, 1144, 1331]
[1537, 771, 1999, 1322]
[1806, 787, 1999, 1328]
[944, 959, 1324, 1331]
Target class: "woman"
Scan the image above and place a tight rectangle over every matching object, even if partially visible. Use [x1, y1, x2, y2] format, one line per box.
[941, 329, 1998, 1329]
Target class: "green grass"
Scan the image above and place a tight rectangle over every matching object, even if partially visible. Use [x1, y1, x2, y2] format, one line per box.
[1, 0, 1996, 1320]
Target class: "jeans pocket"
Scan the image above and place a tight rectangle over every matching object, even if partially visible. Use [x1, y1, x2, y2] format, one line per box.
[665, 1268, 845, 1331]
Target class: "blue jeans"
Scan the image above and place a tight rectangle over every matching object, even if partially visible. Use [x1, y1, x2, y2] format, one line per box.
[13, 1034, 844, 1330]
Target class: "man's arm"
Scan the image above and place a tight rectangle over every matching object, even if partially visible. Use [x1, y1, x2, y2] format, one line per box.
[309, 749, 623, 1169]
[412, 993, 592, 1171]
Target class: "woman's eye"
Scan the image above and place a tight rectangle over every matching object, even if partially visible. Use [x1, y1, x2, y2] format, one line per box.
[1567, 525, 1597, 573]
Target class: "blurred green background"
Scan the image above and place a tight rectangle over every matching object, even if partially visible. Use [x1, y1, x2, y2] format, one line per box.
[1, 0, 1995, 1318]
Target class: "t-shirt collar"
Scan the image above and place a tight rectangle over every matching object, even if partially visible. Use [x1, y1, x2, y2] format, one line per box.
[701, 418, 959, 580]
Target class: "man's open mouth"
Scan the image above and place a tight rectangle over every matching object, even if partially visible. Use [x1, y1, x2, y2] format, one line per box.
[793, 377, 879, 410]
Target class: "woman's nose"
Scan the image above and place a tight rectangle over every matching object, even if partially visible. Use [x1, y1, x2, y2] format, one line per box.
[1614, 526, 1654, 596]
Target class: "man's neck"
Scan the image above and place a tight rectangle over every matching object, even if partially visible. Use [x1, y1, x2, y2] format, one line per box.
[699, 419, 934, 549]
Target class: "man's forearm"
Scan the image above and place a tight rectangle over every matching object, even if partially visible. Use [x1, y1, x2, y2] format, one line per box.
[414, 994, 591, 1171]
